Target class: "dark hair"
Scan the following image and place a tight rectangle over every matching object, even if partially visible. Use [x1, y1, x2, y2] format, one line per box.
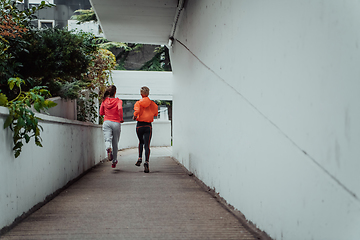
[103, 85, 116, 100]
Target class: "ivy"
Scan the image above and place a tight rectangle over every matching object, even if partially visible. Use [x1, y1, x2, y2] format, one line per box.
[77, 91, 99, 123]
[0, 78, 57, 158]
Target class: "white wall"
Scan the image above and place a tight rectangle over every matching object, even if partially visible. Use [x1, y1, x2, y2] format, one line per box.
[0, 106, 106, 231]
[43, 97, 77, 120]
[170, 1, 360, 239]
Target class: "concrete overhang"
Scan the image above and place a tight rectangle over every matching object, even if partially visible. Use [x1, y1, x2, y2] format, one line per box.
[89, 0, 179, 45]
[112, 71, 173, 101]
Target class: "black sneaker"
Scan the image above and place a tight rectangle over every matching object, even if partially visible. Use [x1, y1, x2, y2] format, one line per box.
[144, 162, 149, 173]
[135, 158, 142, 166]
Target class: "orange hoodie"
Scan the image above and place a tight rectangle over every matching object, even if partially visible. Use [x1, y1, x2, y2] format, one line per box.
[133, 97, 158, 122]
[99, 98, 123, 123]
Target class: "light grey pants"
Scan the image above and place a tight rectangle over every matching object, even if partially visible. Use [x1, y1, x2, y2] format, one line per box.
[102, 121, 121, 161]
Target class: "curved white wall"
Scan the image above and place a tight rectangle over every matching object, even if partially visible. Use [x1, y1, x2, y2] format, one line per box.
[170, 1, 360, 239]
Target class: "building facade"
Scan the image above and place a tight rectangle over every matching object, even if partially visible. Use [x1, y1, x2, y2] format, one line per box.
[19, 0, 92, 29]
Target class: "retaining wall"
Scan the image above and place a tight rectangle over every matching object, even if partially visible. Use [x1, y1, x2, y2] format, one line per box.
[0, 106, 106, 232]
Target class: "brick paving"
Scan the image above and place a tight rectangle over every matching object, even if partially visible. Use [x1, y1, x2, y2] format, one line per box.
[0, 147, 264, 240]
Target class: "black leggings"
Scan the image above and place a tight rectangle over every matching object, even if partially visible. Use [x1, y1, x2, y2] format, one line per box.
[136, 122, 152, 162]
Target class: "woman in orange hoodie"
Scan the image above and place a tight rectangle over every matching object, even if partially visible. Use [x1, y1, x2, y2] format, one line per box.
[133, 86, 158, 173]
[99, 85, 124, 168]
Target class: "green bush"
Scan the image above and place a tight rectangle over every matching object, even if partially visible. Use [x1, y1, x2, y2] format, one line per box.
[0, 0, 54, 99]
[17, 28, 98, 96]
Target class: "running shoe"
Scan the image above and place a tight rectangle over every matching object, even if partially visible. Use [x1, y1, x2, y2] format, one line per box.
[135, 158, 142, 166]
[112, 160, 118, 168]
[144, 162, 149, 173]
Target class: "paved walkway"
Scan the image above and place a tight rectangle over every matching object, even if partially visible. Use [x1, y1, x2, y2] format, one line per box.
[1, 147, 263, 240]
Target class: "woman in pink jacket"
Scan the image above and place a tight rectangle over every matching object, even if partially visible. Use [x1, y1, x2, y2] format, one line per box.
[99, 85, 124, 168]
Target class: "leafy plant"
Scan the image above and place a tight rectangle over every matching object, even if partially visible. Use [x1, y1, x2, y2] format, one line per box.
[17, 28, 98, 96]
[97, 39, 131, 51]
[82, 48, 116, 99]
[76, 49, 116, 123]
[71, 8, 98, 24]
[139, 46, 171, 71]
[77, 90, 99, 123]
[58, 81, 83, 100]
[0, 78, 57, 158]
[155, 100, 172, 107]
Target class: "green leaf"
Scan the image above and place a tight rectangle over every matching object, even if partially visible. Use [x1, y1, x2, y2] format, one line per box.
[45, 100, 57, 108]
[4, 115, 13, 129]
[30, 92, 37, 101]
[8, 78, 25, 90]
[17, 117, 25, 127]
[35, 139, 43, 147]
[8, 78, 16, 90]
[0, 93, 8, 106]
[40, 89, 49, 95]
[25, 99, 31, 107]
[34, 102, 41, 112]
[13, 142, 23, 151]
[15, 150, 21, 158]
[35, 127, 40, 136]
[38, 95, 45, 103]
[32, 86, 43, 91]
[13, 135, 21, 145]
[25, 134, 30, 143]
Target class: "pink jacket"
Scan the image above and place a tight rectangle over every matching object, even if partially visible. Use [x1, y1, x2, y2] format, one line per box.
[99, 98, 124, 123]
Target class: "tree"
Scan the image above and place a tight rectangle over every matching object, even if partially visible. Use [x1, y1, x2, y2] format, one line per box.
[0, 0, 58, 158]
[0, 0, 114, 157]
[0, 0, 54, 98]
[17, 28, 98, 96]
